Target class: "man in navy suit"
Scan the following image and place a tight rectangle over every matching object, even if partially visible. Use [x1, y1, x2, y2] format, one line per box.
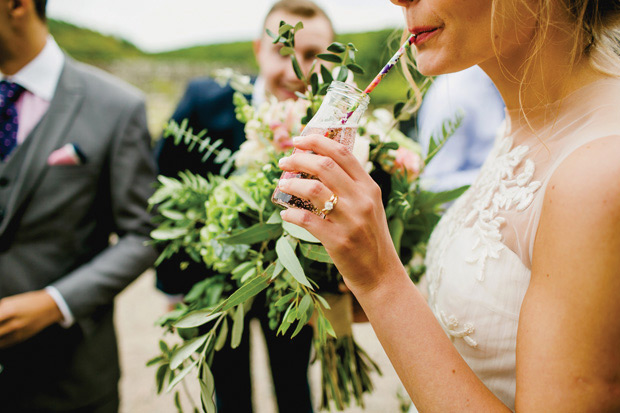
[155, 1, 333, 412]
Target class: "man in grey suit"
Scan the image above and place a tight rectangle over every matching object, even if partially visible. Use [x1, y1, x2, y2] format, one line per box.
[0, 0, 158, 411]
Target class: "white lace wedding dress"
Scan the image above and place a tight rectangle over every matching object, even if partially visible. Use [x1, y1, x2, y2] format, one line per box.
[414, 77, 620, 411]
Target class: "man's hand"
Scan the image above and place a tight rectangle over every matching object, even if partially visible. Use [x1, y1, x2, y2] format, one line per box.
[0, 290, 64, 349]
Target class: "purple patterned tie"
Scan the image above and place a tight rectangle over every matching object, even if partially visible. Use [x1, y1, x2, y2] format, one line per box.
[0, 80, 26, 161]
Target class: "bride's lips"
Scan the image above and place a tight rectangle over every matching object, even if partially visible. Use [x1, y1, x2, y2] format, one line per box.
[409, 26, 442, 46]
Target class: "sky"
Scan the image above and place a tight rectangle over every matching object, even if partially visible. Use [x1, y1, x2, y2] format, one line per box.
[47, 0, 406, 53]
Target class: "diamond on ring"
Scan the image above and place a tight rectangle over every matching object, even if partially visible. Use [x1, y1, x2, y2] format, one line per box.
[321, 194, 338, 216]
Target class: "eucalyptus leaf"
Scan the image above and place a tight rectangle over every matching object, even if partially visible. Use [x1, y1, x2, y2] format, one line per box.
[156, 363, 168, 394]
[275, 292, 296, 308]
[265, 28, 277, 40]
[347, 63, 365, 75]
[327, 42, 346, 53]
[166, 359, 199, 393]
[298, 294, 313, 318]
[280, 46, 295, 56]
[232, 261, 254, 278]
[219, 222, 282, 245]
[214, 316, 229, 351]
[323, 318, 337, 338]
[170, 334, 208, 370]
[229, 181, 260, 211]
[239, 266, 257, 283]
[270, 259, 283, 281]
[275, 237, 312, 288]
[151, 228, 188, 240]
[416, 185, 469, 209]
[146, 355, 164, 367]
[266, 209, 283, 224]
[310, 72, 319, 95]
[315, 294, 331, 310]
[282, 221, 320, 243]
[393, 102, 405, 119]
[299, 243, 333, 263]
[278, 23, 294, 35]
[231, 303, 245, 349]
[292, 56, 305, 82]
[320, 65, 333, 84]
[317, 53, 342, 64]
[160, 209, 185, 221]
[200, 362, 217, 413]
[174, 391, 182, 413]
[216, 273, 271, 312]
[174, 310, 223, 329]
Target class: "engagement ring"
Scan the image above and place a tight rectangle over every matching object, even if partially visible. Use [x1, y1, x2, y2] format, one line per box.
[321, 194, 338, 216]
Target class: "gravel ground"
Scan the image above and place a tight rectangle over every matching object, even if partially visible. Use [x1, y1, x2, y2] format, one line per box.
[115, 270, 407, 413]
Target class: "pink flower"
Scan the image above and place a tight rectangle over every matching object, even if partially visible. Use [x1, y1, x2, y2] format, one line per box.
[392, 147, 422, 182]
[272, 123, 294, 151]
[268, 100, 305, 152]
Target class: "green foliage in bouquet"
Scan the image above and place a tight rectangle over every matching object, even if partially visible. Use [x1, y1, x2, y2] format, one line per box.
[148, 20, 467, 413]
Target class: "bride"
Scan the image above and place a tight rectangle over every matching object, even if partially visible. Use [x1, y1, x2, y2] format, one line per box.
[277, 0, 620, 410]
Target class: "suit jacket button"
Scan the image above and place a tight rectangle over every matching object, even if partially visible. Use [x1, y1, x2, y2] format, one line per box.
[0, 177, 8, 187]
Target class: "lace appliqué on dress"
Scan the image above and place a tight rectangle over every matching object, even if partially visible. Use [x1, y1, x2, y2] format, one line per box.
[464, 139, 542, 281]
[425, 136, 541, 348]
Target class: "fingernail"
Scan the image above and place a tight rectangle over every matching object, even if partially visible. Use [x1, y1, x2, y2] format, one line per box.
[280, 210, 286, 218]
[278, 179, 289, 188]
[292, 136, 301, 143]
[278, 157, 288, 166]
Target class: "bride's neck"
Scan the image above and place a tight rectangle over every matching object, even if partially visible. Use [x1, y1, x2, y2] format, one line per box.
[480, 27, 604, 112]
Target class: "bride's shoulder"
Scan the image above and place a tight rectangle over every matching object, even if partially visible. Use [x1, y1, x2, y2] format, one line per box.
[544, 135, 620, 221]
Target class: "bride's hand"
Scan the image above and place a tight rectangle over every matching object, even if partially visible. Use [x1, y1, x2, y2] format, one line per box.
[278, 134, 405, 295]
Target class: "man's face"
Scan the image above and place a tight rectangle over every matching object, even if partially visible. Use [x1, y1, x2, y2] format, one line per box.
[254, 10, 333, 101]
[0, 0, 13, 65]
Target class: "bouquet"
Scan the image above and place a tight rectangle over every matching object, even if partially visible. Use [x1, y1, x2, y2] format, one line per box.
[148, 21, 466, 413]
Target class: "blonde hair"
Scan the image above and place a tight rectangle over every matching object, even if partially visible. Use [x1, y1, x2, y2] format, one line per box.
[564, 0, 620, 75]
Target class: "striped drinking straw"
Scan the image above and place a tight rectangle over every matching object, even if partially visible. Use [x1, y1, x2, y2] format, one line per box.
[340, 34, 416, 124]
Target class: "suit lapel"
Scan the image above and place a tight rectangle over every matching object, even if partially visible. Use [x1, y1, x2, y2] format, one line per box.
[0, 60, 84, 235]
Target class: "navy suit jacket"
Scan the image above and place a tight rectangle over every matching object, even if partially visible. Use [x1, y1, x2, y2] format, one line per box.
[155, 78, 250, 294]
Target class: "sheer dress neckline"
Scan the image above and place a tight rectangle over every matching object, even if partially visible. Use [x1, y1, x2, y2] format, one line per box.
[419, 75, 620, 411]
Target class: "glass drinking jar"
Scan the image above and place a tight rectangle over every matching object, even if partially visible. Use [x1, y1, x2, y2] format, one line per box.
[271, 81, 370, 214]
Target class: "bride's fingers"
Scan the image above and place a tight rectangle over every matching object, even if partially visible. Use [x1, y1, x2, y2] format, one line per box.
[278, 151, 354, 198]
[291, 134, 371, 183]
[278, 177, 338, 216]
[280, 205, 334, 241]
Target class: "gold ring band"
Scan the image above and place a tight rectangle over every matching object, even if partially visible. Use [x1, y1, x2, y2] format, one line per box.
[321, 194, 338, 216]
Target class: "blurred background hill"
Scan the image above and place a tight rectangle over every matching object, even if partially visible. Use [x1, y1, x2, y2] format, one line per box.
[49, 19, 415, 136]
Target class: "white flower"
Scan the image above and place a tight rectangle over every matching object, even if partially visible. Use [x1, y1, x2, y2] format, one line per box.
[213, 68, 253, 94]
[352, 135, 372, 173]
[244, 119, 262, 142]
[235, 140, 270, 168]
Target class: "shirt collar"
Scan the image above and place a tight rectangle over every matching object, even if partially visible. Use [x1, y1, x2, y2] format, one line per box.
[251, 76, 266, 108]
[1, 36, 65, 102]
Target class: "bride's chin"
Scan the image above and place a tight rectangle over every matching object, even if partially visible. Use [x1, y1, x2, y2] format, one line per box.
[415, 54, 471, 77]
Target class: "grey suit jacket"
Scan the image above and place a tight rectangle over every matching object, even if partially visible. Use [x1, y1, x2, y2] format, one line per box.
[0, 58, 158, 410]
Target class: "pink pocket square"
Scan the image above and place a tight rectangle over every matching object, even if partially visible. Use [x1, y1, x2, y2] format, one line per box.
[47, 143, 86, 166]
